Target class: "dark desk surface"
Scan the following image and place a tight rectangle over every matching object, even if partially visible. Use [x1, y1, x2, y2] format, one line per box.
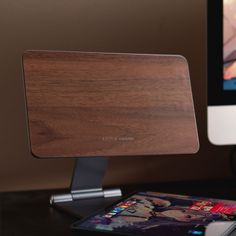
[1, 180, 236, 236]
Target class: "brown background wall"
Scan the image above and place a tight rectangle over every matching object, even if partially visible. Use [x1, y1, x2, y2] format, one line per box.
[0, 0, 233, 192]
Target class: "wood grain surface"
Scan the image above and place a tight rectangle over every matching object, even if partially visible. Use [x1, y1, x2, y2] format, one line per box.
[23, 51, 199, 158]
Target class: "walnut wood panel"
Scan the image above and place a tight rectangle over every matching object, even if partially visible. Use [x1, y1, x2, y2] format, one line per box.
[23, 51, 199, 158]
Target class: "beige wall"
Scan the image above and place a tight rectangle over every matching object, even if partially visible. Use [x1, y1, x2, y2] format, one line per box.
[0, 0, 232, 192]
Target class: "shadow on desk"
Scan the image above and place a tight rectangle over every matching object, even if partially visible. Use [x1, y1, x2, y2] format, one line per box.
[1, 180, 236, 236]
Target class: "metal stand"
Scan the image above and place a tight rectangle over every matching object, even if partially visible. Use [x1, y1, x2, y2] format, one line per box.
[50, 157, 122, 218]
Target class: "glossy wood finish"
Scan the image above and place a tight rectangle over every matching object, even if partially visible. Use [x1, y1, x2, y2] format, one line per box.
[23, 51, 199, 158]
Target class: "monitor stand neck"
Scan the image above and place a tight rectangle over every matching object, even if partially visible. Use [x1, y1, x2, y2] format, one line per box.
[50, 157, 122, 218]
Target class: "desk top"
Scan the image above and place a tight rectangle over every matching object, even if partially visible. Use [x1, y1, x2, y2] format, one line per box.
[1, 181, 236, 236]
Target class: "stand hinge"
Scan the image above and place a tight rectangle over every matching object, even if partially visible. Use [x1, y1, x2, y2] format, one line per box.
[50, 188, 122, 204]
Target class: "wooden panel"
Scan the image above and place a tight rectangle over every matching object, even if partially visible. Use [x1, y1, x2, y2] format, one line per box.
[23, 51, 199, 158]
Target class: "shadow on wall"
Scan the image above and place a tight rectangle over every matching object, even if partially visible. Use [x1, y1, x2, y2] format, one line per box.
[0, 0, 232, 192]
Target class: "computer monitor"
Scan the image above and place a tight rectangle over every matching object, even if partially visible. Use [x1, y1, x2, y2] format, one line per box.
[208, 0, 236, 145]
[23, 51, 199, 158]
[23, 50, 199, 217]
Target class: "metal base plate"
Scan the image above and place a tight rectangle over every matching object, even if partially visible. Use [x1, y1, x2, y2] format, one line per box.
[51, 196, 122, 219]
[50, 158, 122, 219]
